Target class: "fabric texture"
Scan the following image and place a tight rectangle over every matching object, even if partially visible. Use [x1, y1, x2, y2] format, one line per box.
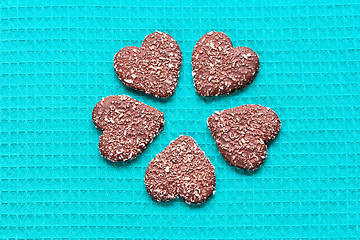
[1, 0, 359, 239]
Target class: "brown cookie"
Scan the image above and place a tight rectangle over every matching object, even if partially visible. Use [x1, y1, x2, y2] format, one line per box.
[192, 31, 259, 96]
[92, 95, 164, 162]
[145, 135, 215, 204]
[207, 105, 280, 170]
[114, 31, 182, 98]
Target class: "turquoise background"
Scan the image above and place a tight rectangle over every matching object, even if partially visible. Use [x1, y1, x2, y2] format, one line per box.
[1, 0, 360, 239]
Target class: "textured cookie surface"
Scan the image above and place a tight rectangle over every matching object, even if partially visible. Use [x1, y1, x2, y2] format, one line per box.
[145, 135, 215, 204]
[192, 31, 259, 96]
[207, 105, 280, 170]
[114, 31, 182, 98]
[92, 95, 164, 161]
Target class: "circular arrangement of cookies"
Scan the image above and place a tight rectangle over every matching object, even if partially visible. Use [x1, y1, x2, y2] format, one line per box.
[93, 31, 281, 204]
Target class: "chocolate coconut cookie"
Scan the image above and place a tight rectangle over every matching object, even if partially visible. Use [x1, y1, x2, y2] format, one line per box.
[207, 105, 280, 170]
[114, 31, 182, 98]
[192, 31, 259, 96]
[92, 95, 164, 161]
[145, 135, 215, 204]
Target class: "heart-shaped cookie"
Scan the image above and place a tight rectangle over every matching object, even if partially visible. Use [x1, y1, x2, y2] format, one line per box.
[207, 105, 280, 170]
[192, 31, 259, 96]
[114, 31, 182, 98]
[145, 135, 215, 204]
[92, 95, 164, 162]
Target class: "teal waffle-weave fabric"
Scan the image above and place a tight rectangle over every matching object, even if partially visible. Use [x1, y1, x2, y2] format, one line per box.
[1, 0, 360, 239]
